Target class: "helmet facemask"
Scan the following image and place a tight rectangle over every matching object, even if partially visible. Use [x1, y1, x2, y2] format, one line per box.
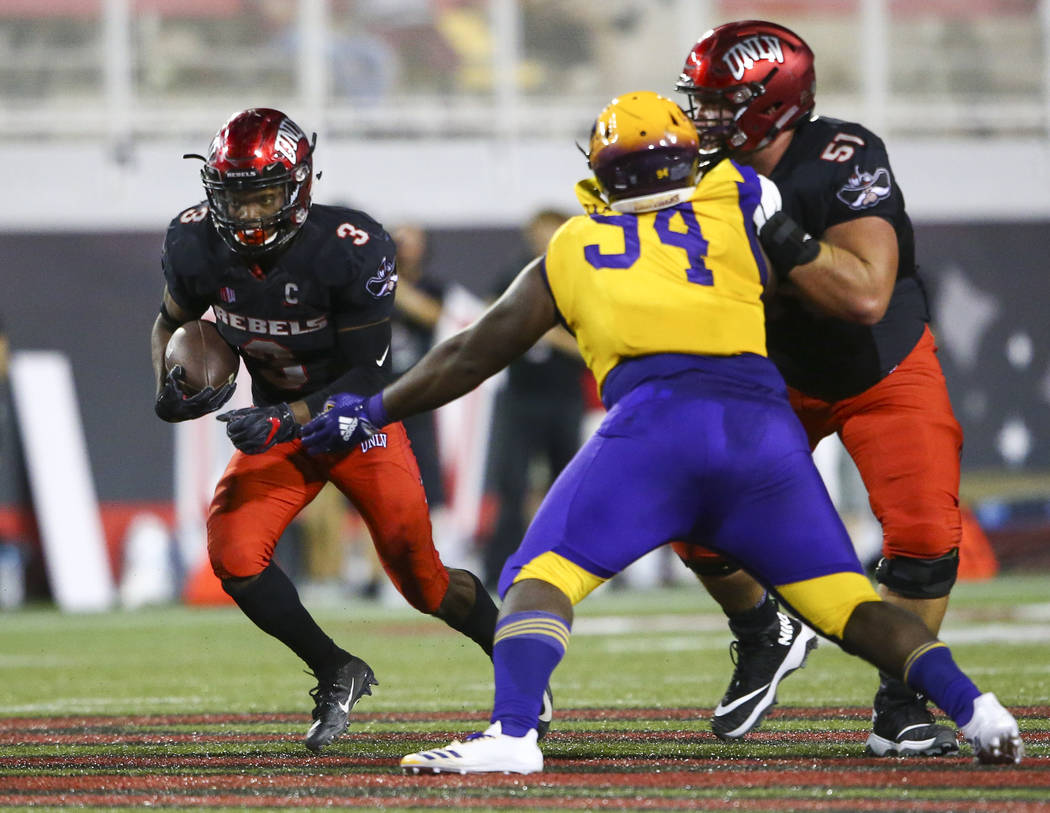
[202, 161, 311, 256]
[678, 81, 767, 164]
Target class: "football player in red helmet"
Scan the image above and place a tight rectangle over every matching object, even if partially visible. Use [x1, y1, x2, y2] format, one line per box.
[151, 108, 554, 753]
[193, 108, 315, 257]
[671, 21, 992, 761]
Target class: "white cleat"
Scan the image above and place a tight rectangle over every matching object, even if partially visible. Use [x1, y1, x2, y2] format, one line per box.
[959, 692, 1024, 765]
[400, 721, 543, 775]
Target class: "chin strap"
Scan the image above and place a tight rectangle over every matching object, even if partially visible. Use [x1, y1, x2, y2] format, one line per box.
[609, 184, 698, 214]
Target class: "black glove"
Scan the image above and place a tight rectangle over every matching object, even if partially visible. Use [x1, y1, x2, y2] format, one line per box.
[154, 365, 236, 423]
[758, 210, 820, 281]
[217, 402, 301, 455]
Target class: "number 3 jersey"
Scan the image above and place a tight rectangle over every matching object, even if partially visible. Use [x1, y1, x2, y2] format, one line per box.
[162, 202, 397, 409]
[543, 159, 770, 395]
[767, 115, 929, 401]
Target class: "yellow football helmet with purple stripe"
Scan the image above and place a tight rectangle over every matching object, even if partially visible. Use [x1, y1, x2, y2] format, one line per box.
[587, 91, 701, 213]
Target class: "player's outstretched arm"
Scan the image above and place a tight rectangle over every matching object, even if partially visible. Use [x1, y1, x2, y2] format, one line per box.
[301, 259, 560, 454]
[383, 257, 559, 422]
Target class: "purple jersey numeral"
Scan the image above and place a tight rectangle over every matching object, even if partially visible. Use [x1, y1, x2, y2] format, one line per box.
[583, 214, 641, 269]
[655, 206, 712, 285]
[584, 206, 712, 285]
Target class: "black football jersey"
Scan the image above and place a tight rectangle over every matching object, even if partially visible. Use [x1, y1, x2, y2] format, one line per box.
[766, 116, 930, 401]
[162, 202, 397, 408]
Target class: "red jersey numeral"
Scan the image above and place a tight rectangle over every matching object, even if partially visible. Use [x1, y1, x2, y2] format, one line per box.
[337, 223, 370, 245]
[820, 133, 865, 163]
[241, 338, 308, 389]
[179, 205, 209, 223]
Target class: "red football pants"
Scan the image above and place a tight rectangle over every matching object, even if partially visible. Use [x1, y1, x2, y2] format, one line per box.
[675, 326, 963, 568]
[207, 421, 450, 613]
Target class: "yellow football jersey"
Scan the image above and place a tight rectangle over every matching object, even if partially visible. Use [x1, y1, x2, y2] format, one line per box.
[544, 159, 769, 393]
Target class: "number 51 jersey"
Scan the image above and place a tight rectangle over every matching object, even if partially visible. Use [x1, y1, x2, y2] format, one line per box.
[543, 159, 770, 395]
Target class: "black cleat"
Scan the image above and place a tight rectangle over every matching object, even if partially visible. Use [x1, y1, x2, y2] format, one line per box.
[711, 612, 818, 740]
[865, 679, 959, 757]
[304, 656, 378, 753]
[536, 685, 554, 741]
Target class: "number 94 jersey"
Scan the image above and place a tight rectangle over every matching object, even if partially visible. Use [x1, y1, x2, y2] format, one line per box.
[544, 159, 770, 394]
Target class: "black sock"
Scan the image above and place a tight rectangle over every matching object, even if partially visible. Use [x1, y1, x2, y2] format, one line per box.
[442, 571, 498, 658]
[878, 671, 923, 702]
[223, 563, 349, 675]
[727, 592, 780, 641]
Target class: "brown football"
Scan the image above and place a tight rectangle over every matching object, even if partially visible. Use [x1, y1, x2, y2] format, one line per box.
[164, 320, 238, 395]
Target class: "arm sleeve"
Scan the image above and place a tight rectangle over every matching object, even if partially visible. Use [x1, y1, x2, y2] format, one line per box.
[302, 228, 399, 416]
[302, 318, 392, 416]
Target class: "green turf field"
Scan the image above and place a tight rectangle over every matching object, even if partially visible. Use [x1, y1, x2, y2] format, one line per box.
[0, 572, 1047, 719]
[0, 573, 1046, 811]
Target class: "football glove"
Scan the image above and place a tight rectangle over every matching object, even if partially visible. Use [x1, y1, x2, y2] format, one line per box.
[759, 211, 820, 281]
[154, 365, 236, 423]
[301, 392, 386, 456]
[217, 402, 300, 455]
[752, 174, 819, 281]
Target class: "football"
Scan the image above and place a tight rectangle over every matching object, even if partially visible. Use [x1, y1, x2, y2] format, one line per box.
[164, 320, 238, 395]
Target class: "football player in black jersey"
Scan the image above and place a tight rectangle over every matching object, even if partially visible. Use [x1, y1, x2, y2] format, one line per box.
[672, 21, 970, 757]
[149, 108, 552, 753]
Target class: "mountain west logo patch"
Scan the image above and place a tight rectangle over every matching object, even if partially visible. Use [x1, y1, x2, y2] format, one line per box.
[836, 166, 892, 210]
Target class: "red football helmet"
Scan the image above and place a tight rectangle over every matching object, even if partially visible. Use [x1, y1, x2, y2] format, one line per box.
[193, 108, 315, 257]
[675, 21, 815, 161]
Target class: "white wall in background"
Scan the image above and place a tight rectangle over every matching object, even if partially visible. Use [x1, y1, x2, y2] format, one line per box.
[4, 138, 1049, 232]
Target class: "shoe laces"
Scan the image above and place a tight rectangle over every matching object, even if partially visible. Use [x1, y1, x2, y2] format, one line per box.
[445, 730, 493, 747]
[307, 669, 350, 706]
[725, 635, 782, 691]
[873, 689, 936, 727]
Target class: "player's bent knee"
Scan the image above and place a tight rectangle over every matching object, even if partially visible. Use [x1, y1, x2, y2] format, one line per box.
[874, 550, 959, 599]
[392, 573, 447, 615]
[209, 547, 269, 581]
[776, 571, 881, 640]
[670, 541, 741, 577]
[515, 552, 606, 605]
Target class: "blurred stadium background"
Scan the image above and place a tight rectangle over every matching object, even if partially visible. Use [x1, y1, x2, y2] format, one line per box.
[1, 0, 1049, 611]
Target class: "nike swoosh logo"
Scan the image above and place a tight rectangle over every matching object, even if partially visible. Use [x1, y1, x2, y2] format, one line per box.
[713, 683, 771, 715]
[338, 678, 355, 714]
[375, 345, 389, 366]
[539, 689, 553, 722]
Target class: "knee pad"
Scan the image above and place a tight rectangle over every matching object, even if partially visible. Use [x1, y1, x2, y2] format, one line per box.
[670, 541, 742, 578]
[874, 550, 959, 599]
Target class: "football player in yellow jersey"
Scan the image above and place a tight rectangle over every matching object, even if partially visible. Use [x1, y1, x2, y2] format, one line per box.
[301, 91, 1023, 773]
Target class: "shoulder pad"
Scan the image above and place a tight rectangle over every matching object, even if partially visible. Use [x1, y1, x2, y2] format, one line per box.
[306, 204, 397, 287]
[163, 202, 220, 279]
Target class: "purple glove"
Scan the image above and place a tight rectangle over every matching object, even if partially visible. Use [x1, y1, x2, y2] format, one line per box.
[301, 392, 388, 455]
